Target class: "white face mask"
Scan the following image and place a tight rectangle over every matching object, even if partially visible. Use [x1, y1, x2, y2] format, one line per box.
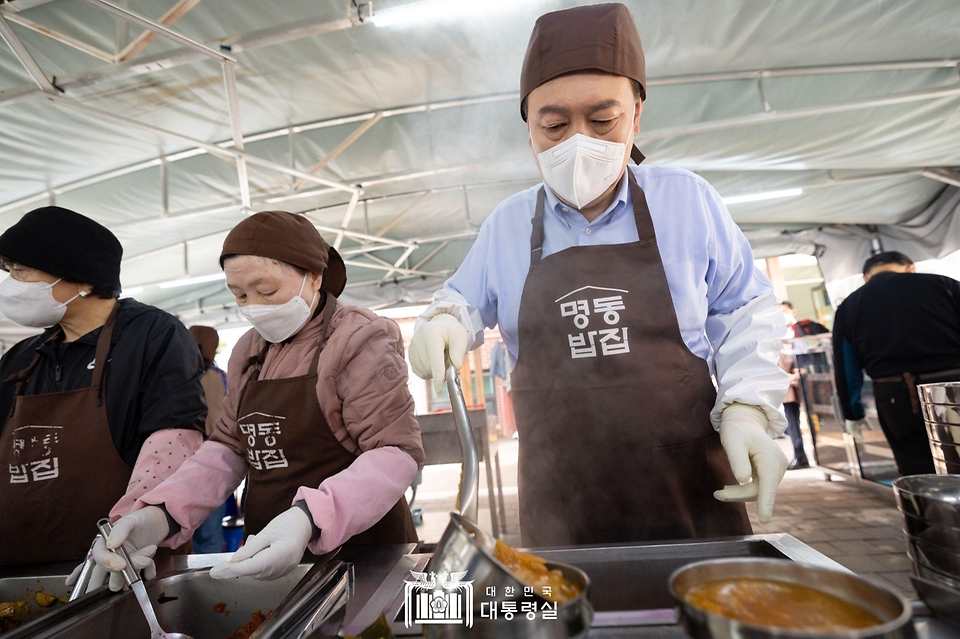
[0, 278, 82, 328]
[535, 133, 629, 210]
[238, 274, 316, 343]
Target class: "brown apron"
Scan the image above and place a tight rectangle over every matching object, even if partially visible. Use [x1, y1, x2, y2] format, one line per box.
[0, 303, 131, 565]
[238, 296, 417, 546]
[510, 170, 751, 547]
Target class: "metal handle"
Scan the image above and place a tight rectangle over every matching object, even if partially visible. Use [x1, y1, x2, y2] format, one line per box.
[96, 518, 139, 587]
[446, 365, 479, 524]
[68, 535, 102, 601]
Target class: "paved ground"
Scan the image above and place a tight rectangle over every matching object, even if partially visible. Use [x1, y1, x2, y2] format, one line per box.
[411, 436, 916, 597]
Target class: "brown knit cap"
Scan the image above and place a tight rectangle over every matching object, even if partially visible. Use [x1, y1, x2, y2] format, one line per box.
[220, 211, 347, 297]
[520, 3, 646, 119]
[188, 325, 219, 363]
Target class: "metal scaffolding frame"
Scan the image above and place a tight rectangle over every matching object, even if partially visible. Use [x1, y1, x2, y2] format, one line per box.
[1, 1, 959, 304]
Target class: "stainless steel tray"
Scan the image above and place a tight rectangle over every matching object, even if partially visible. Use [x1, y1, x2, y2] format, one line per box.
[345, 534, 848, 637]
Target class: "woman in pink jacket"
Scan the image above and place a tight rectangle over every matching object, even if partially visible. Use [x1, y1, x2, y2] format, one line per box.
[91, 211, 424, 586]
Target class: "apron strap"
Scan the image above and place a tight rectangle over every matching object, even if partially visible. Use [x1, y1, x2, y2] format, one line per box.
[308, 293, 337, 374]
[238, 293, 337, 408]
[528, 187, 547, 273]
[4, 330, 61, 388]
[7, 302, 120, 416]
[625, 169, 657, 245]
[92, 302, 122, 407]
[630, 145, 645, 165]
[529, 169, 656, 274]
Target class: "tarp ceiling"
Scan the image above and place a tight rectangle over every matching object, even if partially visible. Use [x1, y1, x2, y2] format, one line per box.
[0, 0, 959, 332]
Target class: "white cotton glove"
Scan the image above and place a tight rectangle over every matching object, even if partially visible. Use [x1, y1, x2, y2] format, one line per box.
[845, 418, 872, 443]
[409, 314, 471, 394]
[209, 507, 313, 581]
[714, 403, 788, 524]
[91, 506, 169, 591]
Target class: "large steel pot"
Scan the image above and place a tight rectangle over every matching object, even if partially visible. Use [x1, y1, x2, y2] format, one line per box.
[893, 475, 960, 528]
[424, 513, 593, 639]
[669, 558, 915, 639]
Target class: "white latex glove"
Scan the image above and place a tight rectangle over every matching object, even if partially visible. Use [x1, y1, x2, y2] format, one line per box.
[845, 418, 872, 443]
[408, 313, 470, 394]
[65, 552, 108, 597]
[714, 403, 788, 524]
[209, 507, 313, 581]
[91, 506, 169, 591]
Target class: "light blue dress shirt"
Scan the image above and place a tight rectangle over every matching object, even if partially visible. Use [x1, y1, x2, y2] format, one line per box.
[443, 164, 774, 370]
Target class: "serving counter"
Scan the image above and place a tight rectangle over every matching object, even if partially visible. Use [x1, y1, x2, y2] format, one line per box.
[2, 535, 954, 639]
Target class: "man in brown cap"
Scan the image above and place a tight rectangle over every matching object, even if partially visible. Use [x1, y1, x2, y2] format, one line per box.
[91, 211, 425, 586]
[411, 4, 790, 546]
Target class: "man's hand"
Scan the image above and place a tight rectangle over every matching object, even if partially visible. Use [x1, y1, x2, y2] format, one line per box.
[209, 507, 313, 581]
[714, 404, 788, 524]
[844, 418, 872, 443]
[409, 314, 470, 394]
[88, 506, 169, 591]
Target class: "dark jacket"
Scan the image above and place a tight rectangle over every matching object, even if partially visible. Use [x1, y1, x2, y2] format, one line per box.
[833, 272, 960, 420]
[0, 299, 206, 466]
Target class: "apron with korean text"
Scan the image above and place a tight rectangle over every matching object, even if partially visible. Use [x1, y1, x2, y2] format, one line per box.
[0, 303, 132, 565]
[238, 296, 417, 546]
[510, 170, 751, 547]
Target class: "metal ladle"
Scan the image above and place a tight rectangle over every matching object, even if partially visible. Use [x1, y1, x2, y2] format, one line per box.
[96, 519, 192, 639]
[446, 364, 479, 523]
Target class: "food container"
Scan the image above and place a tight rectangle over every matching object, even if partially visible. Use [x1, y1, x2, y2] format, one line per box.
[893, 475, 960, 529]
[900, 511, 960, 552]
[905, 535, 960, 578]
[912, 561, 960, 591]
[918, 382, 960, 406]
[669, 558, 915, 639]
[424, 513, 593, 639]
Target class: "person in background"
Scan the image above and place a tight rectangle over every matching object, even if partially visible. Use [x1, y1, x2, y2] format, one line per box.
[91, 211, 423, 587]
[778, 346, 810, 469]
[188, 325, 228, 554]
[833, 251, 960, 475]
[0, 206, 205, 578]
[782, 301, 828, 337]
[778, 299, 825, 470]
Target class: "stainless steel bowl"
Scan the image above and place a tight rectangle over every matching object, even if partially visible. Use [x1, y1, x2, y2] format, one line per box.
[925, 421, 960, 444]
[425, 513, 593, 639]
[929, 447, 960, 475]
[900, 511, 960, 553]
[919, 382, 960, 406]
[669, 558, 915, 639]
[905, 536, 960, 578]
[909, 575, 960, 627]
[922, 403, 960, 425]
[893, 475, 960, 527]
[912, 561, 960, 590]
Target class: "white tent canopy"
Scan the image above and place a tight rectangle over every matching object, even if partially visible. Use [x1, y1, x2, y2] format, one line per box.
[1, 0, 959, 331]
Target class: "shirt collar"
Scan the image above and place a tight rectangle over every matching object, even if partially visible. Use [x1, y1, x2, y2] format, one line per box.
[542, 170, 631, 229]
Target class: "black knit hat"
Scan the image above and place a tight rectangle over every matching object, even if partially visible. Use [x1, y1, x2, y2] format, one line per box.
[0, 206, 123, 290]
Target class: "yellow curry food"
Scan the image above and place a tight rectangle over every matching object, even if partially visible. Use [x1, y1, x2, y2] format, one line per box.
[684, 578, 882, 631]
[493, 540, 581, 604]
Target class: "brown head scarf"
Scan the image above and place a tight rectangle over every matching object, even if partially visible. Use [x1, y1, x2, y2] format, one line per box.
[220, 211, 347, 297]
[188, 325, 219, 365]
[520, 3, 646, 163]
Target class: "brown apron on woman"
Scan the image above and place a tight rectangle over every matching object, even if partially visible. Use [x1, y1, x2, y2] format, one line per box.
[510, 170, 751, 547]
[0, 303, 131, 565]
[237, 296, 417, 545]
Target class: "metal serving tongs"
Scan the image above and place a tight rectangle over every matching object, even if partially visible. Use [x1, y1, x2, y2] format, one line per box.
[446, 363, 479, 524]
[97, 518, 192, 639]
[67, 535, 102, 601]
